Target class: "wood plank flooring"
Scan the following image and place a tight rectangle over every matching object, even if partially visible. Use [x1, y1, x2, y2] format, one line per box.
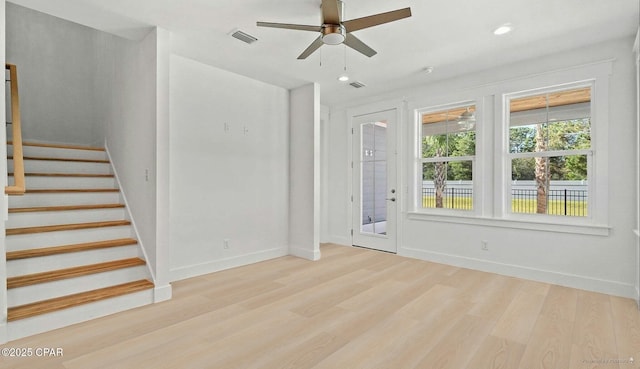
[1, 243, 638, 369]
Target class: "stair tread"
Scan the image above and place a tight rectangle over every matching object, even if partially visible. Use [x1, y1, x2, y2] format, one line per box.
[9, 156, 109, 164]
[8, 141, 105, 151]
[25, 189, 119, 194]
[6, 238, 138, 260]
[9, 203, 125, 213]
[7, 257, 146, 289]
[10, 173, 115, 178]
[6, 220, 131, 235]
[7, 279, 154, 321]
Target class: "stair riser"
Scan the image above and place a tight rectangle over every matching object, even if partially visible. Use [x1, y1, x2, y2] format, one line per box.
[4, 142, 156, 341]
[6, 208, 126, 229]
[8, 192, 121, 208]
[7, 245, 140, 277]
[9, 159, 112, 175]
[7, 266, 149, 307]
[6, 226, 134, 252]
[9, 145, 108, 161]
[9, 176, 117, 189]
[7, 289, 154, 341]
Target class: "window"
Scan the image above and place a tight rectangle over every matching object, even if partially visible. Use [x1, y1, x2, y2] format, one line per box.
[418, 103, 476, 211]
[409, 62, 610, 233]
[507, 85, 592, 218]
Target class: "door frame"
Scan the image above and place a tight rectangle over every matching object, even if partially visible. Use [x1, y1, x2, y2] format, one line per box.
[347, 101, 405, 253]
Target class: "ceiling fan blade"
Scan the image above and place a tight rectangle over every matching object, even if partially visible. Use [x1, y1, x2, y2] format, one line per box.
[257, 22, 322, 32]
[344, 34, 377, 57]
[298, 36, 324, 59]
[343, 7, 412, 33]
[321, 0, 341, 24]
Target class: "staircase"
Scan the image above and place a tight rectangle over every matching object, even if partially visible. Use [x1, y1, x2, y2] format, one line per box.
[5, 141, 155, 341]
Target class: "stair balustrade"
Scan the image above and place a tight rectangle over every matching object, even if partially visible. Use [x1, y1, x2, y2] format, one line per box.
[5, 63, 25, 195]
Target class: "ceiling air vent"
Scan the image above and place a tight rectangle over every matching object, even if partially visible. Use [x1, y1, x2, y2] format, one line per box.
[349, 81, 366, 89]
[231, 30, 258, 44]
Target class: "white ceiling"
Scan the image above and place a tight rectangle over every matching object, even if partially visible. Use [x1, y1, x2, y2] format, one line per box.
[7, 0, 640, 106]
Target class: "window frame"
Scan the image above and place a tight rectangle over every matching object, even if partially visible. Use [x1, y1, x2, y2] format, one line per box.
[414, 100, 480, 216]
[503, 81, 595, 223]
[406, 60, 612, 235]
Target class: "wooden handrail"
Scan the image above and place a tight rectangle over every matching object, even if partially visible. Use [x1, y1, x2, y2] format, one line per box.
[5, 63, 25, 195]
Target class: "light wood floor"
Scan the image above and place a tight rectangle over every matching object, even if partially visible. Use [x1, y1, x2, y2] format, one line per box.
[1, 244, 639, 369]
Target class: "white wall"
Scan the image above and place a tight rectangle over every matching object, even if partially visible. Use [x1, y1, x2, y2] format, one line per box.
[326, 37, 638, 298]
[634, 28, 640, 307]
[0, 0, 8, 344]
[169, 54, 290, 281]
[154, 27, 171, 296]
[5, 3, 103, 145]
[289, 83, 321, 260]
[95, 28, 169, 292]
[5, 5, 170, 294]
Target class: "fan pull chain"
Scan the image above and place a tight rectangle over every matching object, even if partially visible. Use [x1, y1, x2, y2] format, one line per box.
[343, 44, 347, 73]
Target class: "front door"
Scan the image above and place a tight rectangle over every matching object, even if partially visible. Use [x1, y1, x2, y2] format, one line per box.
[351, 109, 397, 253]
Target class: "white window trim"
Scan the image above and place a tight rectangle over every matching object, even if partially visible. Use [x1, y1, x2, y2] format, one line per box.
[499, 79, 607, 228]
[406, 59, 612, 235]
[414, 100, 480, 216]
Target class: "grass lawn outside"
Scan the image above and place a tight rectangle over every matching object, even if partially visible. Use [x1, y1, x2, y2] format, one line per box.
[422, 196, 587, 216]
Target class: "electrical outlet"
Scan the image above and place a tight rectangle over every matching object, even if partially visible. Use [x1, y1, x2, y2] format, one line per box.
[223, 239, 230, 249]
[481, 240, 489, 251]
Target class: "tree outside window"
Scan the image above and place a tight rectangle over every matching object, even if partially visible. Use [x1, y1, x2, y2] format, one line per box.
[420, 104, 476, 211]
[508, 86, 591, 217]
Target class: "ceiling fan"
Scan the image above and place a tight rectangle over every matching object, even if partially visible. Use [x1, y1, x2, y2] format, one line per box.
[257, 0, 412, 59]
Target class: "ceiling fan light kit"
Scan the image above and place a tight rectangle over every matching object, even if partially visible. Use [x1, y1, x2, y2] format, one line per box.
[257, 0, 412, 59]
[322, 24, 346, 45]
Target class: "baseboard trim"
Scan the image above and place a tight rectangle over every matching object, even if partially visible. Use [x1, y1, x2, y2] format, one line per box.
[400, 246, 637, 299]
[153, 284, 172, 303]
[289, 246, 321, 261]
[169, 247, 287, 282]
[325, 235, 351, 247]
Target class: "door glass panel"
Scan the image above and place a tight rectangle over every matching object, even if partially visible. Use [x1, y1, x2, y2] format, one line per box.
[360, 121, 388, 235]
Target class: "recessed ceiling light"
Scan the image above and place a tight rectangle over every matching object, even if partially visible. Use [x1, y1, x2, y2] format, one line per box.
[493, 23, 513, 36]
[338, 74, 349, 82]
[423, 66, 434, 74]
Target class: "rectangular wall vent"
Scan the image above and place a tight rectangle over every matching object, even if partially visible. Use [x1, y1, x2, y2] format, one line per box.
[231, 30, 258, 44]
[349, 81, 366, 88]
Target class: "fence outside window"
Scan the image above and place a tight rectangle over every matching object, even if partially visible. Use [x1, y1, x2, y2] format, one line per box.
[422, 188, 473, 210]
[422, 187, 587, 216]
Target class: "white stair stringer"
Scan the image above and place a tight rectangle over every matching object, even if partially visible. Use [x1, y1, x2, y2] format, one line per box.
[7, 289, 154, 342]
[7, 265, 149, 307]
[4, 142, 155, 342]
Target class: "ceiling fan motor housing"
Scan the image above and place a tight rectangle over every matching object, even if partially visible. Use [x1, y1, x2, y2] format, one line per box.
[322, 24, 346, 45]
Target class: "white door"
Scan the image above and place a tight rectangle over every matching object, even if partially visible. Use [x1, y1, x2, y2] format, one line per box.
[352, 109, 397, 253]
